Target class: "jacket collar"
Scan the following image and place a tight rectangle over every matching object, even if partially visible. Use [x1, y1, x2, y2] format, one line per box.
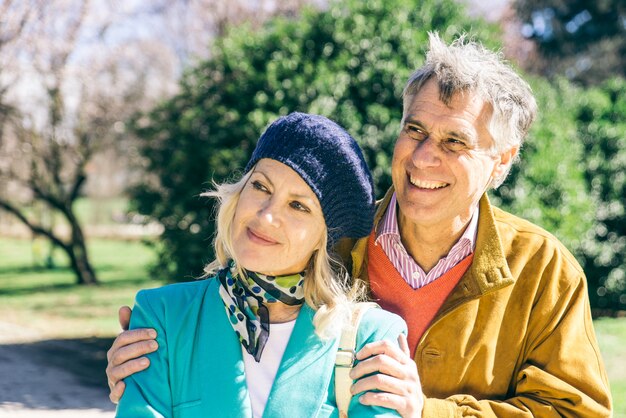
[436, 193, 514, 316]
[351, 188, 514, 304]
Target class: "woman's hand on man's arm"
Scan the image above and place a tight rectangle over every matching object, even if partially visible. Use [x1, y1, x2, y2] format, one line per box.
[350, 334, 424, 418]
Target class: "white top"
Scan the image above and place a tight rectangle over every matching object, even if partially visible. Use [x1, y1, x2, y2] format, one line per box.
[243, 319, 296, 418]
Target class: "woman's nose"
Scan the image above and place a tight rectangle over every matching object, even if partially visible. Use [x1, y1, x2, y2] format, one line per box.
[257, 200, 281, 227]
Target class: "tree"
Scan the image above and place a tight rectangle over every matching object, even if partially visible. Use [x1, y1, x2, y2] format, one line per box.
[493, 75, 626, 313]
[0, 0, 36, 143]
[0, 0, 176, 284]
[513, 0, 626, 85]
[490, 77, 595, 256]
[136, 0, 317, 61]
[576, 78, 626, 311]
[510, 0, 626, 312]
[131, 0, 500, 281]
[0, 0, 102, 284]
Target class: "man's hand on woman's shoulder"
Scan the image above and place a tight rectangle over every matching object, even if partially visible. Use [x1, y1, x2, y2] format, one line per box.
[105, 306, 158, 404]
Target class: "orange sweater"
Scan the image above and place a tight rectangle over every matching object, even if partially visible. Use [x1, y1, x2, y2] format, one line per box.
[367, 232, 473, 356]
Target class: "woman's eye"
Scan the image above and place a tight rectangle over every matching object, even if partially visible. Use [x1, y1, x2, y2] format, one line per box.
[252, 180, 269, 193]
[290, 201, 310, 212]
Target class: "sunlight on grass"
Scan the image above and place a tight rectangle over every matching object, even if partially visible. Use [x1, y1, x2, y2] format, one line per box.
[594, 317, 626, 417]
[0, 237, 165, 338]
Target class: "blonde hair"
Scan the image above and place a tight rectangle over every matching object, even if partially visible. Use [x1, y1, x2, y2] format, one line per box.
[203, 168, 363, 339]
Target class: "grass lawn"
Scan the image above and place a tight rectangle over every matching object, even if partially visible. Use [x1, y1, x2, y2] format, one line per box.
[0, 237, 165, 338]
[594, 316, 626, 417]
[0, 236, 624, 415]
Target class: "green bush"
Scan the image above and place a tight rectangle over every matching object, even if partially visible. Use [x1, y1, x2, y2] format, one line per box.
[491, 77, 595, 255]
[494, 76, 626, 312]
[577, 78, 626, 311]
[130, 0, 498, 281]
[129, 0, 624, 315]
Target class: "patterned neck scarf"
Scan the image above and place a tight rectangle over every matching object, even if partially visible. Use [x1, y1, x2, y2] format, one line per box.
[218, 260, 305, 362]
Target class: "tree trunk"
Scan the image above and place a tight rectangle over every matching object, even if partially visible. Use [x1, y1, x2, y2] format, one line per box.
[65, 241, 98, 285]
[65, 210, 98, 285]
[0, 200, 99, 285]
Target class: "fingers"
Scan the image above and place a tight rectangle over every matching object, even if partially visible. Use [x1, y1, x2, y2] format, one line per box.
[106, 355, 151, 387]
[352, 359, 423, 418]
[109, 380, 126, 405]
[105, 329, 158, 391]
[107, 328, 157, 362]
[351, 353, 403, 382]
[351, 371, 409, 396]
[356, 339, 406, 363]
[350, 335, 423, 417]
[108, 336, 158, 367]
[359, 390, 423, 418]
[352, 339, 411, 381]
[118, 306, 132, 331]
[398, 333, 410, 356]
[106, 306, 155, 404]
[358, 390, 407, 411]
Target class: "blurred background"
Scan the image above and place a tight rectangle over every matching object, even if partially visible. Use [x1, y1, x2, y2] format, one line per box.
[0, 0, 624, 416]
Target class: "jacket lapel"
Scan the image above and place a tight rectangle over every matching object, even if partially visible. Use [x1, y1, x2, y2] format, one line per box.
[434, 194, 514, 317]
[199, 283, 253, 417]
[262, 305, 338, 417]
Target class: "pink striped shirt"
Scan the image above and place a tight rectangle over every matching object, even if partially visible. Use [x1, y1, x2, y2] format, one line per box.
[375, 193, 478, 289]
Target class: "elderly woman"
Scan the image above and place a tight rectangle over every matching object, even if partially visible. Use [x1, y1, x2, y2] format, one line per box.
[114, 112, 407, 418]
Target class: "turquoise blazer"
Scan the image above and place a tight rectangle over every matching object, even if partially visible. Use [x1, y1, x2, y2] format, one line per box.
[116, 278, 406, 418]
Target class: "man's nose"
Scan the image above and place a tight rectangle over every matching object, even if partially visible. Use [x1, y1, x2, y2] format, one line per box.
[411, 137, 441, 168]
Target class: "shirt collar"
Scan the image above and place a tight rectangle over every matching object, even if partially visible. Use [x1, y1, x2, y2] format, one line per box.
[375, 193, 400, 242]
[375, 192, 480, 251]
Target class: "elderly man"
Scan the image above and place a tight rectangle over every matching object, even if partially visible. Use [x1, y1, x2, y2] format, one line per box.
[106, 33, 612, 417]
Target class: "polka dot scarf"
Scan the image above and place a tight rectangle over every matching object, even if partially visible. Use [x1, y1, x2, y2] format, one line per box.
[217, 260, 305, 362]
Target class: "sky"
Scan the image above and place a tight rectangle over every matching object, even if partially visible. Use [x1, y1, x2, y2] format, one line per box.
[464, 0, 510, 21]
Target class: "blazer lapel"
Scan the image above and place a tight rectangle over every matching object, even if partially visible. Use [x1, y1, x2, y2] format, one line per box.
[263, 305, 339, 417]
[198, 283, 253, 417]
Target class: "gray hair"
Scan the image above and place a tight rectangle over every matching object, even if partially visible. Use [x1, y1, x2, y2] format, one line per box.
[402, 32, 538, 188]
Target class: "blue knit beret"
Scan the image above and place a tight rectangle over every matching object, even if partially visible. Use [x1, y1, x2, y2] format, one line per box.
[245, 112, 375, 247]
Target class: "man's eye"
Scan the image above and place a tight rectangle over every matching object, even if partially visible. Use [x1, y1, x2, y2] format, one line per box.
[290, 201, 310, 212]
[406, 125, 427, 141]
[444, 139, 466, 151]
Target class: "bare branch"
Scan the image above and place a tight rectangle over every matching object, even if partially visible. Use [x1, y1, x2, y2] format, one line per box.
[0, 198, 69, 252]
[0, 0, 33, 48]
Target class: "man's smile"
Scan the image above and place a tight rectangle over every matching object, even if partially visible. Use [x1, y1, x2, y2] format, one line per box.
[408, 174, 449, 190]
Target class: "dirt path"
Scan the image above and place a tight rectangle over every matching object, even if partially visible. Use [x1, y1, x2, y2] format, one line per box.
[0, 321, 115, 417]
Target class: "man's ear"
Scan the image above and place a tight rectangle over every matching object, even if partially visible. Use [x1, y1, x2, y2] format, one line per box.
[492, 146, 518, 180]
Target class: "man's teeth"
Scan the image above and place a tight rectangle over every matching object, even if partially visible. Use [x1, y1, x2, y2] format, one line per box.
[409, 177, 447, 189]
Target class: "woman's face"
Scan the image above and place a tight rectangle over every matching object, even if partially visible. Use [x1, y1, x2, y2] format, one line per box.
[231, 158, 326, 276]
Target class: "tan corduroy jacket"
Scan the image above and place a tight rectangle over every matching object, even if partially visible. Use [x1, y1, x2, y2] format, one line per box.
[341, 189, 612, 417]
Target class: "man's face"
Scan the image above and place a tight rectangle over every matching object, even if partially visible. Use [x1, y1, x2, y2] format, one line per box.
[391, 79, 515, 233]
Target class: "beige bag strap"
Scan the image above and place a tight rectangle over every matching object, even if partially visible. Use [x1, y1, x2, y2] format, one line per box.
[335, 302, 379, 418]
